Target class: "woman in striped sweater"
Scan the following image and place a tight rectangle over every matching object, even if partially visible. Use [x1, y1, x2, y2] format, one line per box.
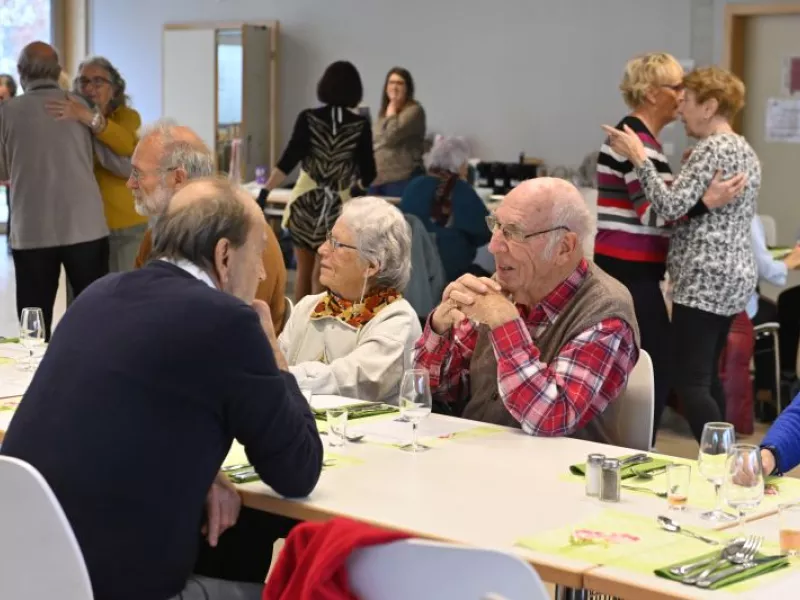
[594, 53, 744, 442]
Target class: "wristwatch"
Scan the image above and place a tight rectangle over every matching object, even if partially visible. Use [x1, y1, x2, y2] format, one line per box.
[761, 445, 782, 476]
[90, 110, 106, 134]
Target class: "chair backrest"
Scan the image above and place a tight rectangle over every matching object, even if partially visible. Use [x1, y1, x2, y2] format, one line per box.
[0, 456, 94, 600]
[347, 539, 549, 600]
[602, 349, 655, 451]
[759, 214, 777, 247]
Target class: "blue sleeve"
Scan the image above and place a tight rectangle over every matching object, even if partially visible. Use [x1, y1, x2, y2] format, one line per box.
[762, 391, 800, 474]
[452, 181, 492, 246]
[398, 176, 431, 220]
[752, 216, 788, 286]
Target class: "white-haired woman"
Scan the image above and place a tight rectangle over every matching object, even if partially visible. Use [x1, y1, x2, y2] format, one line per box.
[45, 56, 146, 273]
[400, 136, 492, 281]
[278, 197, 422, 403]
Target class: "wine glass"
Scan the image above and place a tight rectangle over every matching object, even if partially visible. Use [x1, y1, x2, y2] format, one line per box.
[18, 307, 45, 371]
[697, 422, 736, 522]
[722, 444, 764, 532]
[398, 369, 432, 453]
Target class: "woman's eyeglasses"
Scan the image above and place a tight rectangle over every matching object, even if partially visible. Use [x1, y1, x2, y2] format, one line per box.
[325, 231, 358, 252]
[485, 215, 569, 243]
[76, 76, 111, 89]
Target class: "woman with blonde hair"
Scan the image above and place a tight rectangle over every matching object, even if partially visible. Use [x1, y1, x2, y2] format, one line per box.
[595, 53, 743, 443]
[605, 67, 760, 472]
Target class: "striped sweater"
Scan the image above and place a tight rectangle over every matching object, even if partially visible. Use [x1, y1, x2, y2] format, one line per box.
[595, 116, 672, 267]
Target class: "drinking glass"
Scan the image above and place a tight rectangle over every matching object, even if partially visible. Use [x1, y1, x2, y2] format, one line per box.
[666, 464, 691, 511]
[326, 408, 348, 447]
[697, 422, 736, 522]
[779, 502, 800, 556]
[398, 369, 432, 453]
[722, 443, 764, 532]
[18, 307, 45, 371]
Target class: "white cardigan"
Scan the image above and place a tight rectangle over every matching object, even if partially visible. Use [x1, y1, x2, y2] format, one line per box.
[278, 293, 422, 403]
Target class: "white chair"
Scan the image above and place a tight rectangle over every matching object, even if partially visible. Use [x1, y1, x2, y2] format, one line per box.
[0, 456, 93, 600]
[758, 214, 777, 247]
[347, 539, 549, 600]
[602, 349, 655, 451]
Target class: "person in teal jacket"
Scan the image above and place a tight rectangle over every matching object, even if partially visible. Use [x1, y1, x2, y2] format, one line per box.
[399, 136, 492, 282]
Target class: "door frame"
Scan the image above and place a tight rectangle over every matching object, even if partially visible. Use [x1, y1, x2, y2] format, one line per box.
[724, 3, 800, 132]
[162, 21, 280, 170]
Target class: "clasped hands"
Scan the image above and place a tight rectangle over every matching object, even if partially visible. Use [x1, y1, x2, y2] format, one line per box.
[431, 274, 519, 334]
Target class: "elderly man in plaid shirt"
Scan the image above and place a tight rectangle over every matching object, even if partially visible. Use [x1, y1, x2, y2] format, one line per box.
[413, 177, 641, 442]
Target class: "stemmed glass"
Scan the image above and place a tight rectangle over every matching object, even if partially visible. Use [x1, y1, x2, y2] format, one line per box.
[18, 307, 45, 371]
[398, 369, 432, 453]
[697, 422, 736, 522]
[723, 444, 765, 532]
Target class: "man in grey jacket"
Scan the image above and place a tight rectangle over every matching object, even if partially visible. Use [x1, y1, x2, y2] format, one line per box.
[0, 42, 109, 339]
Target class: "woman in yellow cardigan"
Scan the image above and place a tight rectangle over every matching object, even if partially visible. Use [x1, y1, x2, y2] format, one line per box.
[46, 56, 147, 272]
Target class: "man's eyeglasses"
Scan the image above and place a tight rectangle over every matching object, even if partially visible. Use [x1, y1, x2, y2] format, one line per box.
[76, 76, 111, 89]
[325, 231, 358, 252]
[129, 166, 177, 182]
[486, 215, 569, 244]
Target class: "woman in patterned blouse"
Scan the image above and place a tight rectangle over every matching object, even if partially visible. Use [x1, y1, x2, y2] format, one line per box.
[604, 66, 760, 447]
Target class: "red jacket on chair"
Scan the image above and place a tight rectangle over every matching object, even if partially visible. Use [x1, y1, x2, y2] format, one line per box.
[263, 518, 410, 600]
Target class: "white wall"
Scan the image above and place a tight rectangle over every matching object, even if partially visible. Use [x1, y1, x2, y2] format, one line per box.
[91, 0, 692, 167]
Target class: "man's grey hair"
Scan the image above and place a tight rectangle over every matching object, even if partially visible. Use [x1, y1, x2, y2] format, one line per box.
[150, 178, 251, 273]
[17, 44, 61, 84]
[425, 135, 470, 173]
[340, 197, 412, 291]
[75, 55, 129, 112]
[140, 118, 215, 179]
[543, 181, 596, 259]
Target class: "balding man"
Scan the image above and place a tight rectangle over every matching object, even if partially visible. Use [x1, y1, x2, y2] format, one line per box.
[129, 118, 287, 332]
[1, 177, 322, 600]
[414, 178, 641, 442]
[0, 42, 109, 338]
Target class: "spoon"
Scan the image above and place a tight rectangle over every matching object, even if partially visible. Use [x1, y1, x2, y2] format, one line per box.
[621, 484, 667, 498]
[320, 431, 365, 443]
[670, 537, 746, 576]
[658, 515, 719, 546]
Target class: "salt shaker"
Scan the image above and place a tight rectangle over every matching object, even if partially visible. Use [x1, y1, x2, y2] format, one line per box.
[585, 453, 605, 498]
[600, 458, 621, 502]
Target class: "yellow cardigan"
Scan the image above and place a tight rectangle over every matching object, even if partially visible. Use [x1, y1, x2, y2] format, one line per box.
[94, 106, 147, 230]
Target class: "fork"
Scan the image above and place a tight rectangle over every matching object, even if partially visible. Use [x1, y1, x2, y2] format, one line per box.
[681, 535, 760, 585]
[695, 536, 763, 588]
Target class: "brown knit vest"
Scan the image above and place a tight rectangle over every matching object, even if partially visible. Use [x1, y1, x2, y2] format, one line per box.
[463, 262, 641, 444]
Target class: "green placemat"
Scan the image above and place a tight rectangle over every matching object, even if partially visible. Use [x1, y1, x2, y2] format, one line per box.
[224, 451, 362, 483]
[569, 454, 673, 479]
[517, 509, 724, 564]
[654, 549, 789, 590]
[770, 247, 792, 260]
[313, 404, 399, 421]
[0, 337, 18, 344]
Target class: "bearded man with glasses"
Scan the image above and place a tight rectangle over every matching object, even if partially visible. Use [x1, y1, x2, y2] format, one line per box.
[413, 177, 641, 442]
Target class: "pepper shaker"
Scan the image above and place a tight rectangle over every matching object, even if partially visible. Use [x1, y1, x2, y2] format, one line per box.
[600, 458, 621, 502]
[585, 453, 605, 498]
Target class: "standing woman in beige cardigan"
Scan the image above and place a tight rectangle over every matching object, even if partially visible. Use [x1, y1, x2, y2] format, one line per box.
[369, 67, 426, 197]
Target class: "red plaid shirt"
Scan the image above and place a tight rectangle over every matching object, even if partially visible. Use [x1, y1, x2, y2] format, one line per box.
[413, 260, 639, 436]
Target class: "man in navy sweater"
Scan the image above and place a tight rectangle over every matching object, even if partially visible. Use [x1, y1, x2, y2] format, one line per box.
[1, 178, 323, 600]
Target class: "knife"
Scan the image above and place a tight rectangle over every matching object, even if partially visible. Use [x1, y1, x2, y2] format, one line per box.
[695, 555, 788, 588]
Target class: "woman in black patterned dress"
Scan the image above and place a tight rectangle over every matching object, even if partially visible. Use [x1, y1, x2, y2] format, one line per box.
[263, 61, 376, 302]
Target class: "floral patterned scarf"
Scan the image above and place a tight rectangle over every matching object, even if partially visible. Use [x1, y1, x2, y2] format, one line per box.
[310, 288, 403, 329]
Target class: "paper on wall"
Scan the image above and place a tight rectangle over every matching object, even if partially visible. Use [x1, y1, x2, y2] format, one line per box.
[765, 98, 800, 143]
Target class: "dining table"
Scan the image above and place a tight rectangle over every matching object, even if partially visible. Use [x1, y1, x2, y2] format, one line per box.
[3, 337, 800, 598]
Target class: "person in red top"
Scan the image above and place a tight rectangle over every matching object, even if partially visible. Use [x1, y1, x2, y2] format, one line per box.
[594, 52, 744, 442]
[414, 178, 640, 440]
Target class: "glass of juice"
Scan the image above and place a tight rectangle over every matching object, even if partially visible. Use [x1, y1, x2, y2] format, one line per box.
[666, 464, 691, 511]
[779, 502, 800, 556]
